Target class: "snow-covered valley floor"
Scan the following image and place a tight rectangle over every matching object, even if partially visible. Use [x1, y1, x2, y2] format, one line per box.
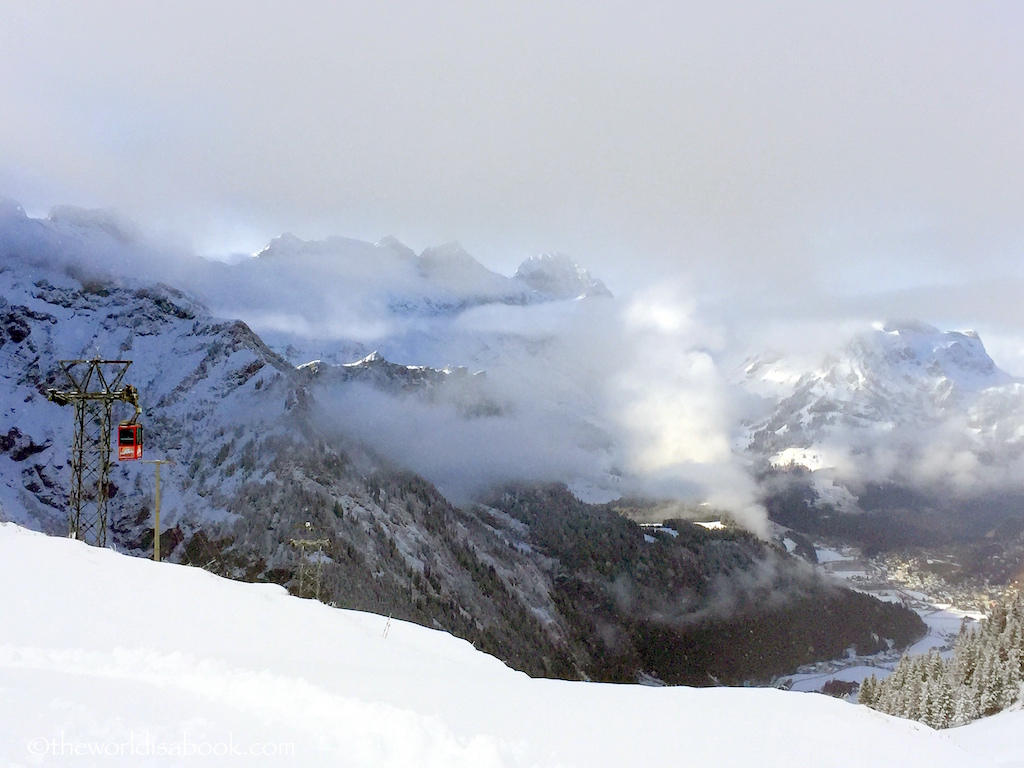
[782, 543, 988, 697]
[0, 523, 1016, 767]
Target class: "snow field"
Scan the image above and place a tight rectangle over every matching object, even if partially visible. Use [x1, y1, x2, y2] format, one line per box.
[1, 523, 1016, 766]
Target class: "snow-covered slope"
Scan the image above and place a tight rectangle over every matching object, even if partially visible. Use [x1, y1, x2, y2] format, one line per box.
[0, 522, 1008, 768]
[0, 242, 299, 538]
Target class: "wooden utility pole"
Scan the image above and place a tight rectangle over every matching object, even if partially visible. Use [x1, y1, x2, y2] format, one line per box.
[141, 459, 174, 561]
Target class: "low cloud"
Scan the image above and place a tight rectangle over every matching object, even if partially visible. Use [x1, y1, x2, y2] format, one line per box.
[311, 278, 768, 533]
[607, 285, 766, 533]
[315, 383, 612, 506]
[816, 411, 1024, 499]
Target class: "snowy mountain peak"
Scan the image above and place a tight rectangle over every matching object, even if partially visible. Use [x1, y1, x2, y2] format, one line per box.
[851, 321, 1008, 390]
[255, 231, 303, 257]
[375, 235, 416, 261]
[46, 205, 143, 246]
[412, 242, 524, 301]
[351, 350, 384, 365]
[514, 252, 612, 299]
[301, 350, 471, 385]
[416, 242, 490, 281]
[254, 232, 379, 261]
[418, 241, 473, 264]
[297, 350, 492, 415]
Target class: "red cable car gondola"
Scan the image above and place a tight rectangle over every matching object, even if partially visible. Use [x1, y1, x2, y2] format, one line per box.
[117, 422, 143, 461]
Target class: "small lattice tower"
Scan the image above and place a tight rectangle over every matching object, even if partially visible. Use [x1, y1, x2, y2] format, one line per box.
[290, 522, 331, 600]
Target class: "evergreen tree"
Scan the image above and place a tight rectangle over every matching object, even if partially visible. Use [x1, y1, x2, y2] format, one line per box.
[977, 640, 1008, 716]
[859, 674, 878, 707]
[951, 623, 980, 690]
[951, 680, 979, 727]
[927, 673, 955, 729]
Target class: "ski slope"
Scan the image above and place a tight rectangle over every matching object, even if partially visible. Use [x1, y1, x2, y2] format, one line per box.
[0, 523, 1014, 767]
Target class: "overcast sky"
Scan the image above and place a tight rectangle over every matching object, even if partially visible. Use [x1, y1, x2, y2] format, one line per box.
[2, 1, 1023, 356]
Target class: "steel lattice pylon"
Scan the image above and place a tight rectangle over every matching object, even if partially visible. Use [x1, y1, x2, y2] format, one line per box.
[46, 358, 140, 547]
[290, 522, 330, 600]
